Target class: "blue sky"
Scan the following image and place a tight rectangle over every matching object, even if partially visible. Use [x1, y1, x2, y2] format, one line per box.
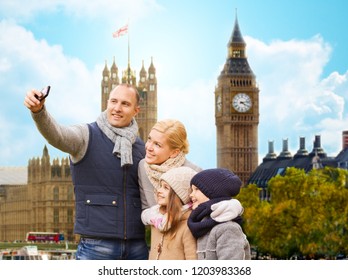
[0, 0, 347, 169]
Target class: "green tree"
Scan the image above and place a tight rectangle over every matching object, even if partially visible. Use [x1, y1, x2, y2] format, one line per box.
[238, 167, 348, 259]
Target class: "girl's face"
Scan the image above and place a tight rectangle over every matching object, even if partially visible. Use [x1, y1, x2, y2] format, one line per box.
[145, 129, 179, 165]
[157, 181, 171, 207]
[190, 185, 209, 210]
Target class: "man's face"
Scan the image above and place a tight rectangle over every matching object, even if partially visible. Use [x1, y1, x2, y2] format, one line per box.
[106, 85, 139, 128]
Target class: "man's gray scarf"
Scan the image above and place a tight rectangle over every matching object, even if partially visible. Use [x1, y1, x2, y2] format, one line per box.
[96, 111, 138, 167]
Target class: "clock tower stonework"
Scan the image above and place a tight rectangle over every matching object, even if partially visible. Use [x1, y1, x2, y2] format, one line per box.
[215, 16, 259, 185]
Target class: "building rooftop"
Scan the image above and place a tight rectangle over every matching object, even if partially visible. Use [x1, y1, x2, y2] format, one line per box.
[0, 166, 28, 185]
[248, 133, 348, 188]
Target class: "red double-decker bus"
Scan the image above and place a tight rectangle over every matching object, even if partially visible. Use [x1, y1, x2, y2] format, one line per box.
[25, 232, 64, 243]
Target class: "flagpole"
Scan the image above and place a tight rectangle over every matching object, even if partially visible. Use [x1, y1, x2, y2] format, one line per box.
[112, 22, 130, 84]
[127, 19, 130, 84]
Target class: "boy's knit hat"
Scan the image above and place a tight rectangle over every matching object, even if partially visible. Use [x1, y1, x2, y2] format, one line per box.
[160, 167, 197, 204]
[190, 168, 242, 199]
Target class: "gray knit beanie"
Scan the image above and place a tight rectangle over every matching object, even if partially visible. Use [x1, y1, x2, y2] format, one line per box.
[160, 167, 197, 204]
[190, 168, 242, 199]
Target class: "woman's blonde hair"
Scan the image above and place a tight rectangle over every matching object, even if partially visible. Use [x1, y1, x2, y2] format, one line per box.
[151, 119, 189, 154]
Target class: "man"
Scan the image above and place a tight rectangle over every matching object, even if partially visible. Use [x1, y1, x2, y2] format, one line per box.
[24, 84, 148, 260]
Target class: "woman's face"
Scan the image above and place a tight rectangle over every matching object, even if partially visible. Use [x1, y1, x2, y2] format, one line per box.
[145, 129, 179, 165]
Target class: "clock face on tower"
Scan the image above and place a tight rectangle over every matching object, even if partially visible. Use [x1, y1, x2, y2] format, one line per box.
[232, 93, 252, 113]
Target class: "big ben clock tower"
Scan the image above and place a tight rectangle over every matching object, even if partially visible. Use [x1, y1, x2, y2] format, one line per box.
[215, 15, 259, 185]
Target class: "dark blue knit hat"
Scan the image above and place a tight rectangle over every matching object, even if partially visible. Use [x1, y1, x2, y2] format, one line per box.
[190, 168, 242, 198]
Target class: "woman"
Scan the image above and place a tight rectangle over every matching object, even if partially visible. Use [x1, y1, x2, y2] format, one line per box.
[138, 119, 201, 209]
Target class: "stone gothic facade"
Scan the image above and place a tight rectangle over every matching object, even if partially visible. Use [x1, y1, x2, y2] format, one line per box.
[0, 146, 75, 241]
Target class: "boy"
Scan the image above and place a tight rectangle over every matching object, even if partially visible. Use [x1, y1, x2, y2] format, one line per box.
[188, 168, 251, 260]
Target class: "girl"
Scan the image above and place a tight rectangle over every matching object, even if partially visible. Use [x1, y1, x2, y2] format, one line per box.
[141, 166, 198, 260]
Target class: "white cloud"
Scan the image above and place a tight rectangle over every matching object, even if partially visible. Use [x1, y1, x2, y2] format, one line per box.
[0, 0, 162, 23]
[0, 20, 100, 123]
[245, 35, 348, 158]
[0, 20, 104, 164]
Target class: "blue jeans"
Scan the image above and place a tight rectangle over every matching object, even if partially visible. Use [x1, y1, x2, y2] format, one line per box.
[76, 237, 149, 260]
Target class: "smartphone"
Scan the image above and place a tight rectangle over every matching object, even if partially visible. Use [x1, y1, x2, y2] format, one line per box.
[35, 86, 50, 100]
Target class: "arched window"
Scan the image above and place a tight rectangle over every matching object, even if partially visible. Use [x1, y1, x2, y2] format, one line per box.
[53, 186, 59, 201]
[67, 185, 74, 200]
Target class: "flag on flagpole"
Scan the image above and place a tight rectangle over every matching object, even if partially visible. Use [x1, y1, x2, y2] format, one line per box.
[112, 24, 128, 38]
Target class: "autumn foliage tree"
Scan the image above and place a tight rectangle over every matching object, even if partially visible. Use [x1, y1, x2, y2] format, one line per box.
[237, 167, 348, 259]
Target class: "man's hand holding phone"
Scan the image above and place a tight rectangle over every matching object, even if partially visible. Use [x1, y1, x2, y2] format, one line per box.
[24, 85, 51, 113]
[35, 86, 50, 101]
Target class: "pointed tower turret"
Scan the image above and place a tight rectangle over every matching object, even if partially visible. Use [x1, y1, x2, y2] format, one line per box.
[224, 15, 255, 80]
[122, 62, 136, 85]
[41, 145, 51, 180]
[148, 57, 156, 84]
[138, 60, 147, 90]
[110, 57, 119, 87]
[101, 61, 110, 111]
[42, 145, 49, 158]
[227, 14, 246, 58]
